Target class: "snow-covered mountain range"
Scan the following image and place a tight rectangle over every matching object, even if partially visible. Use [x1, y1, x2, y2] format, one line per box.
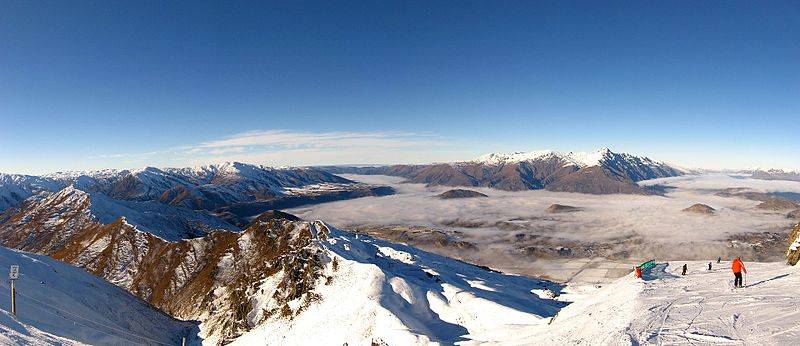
[0, 162, 393, 241]
[752, 169, 800, 182]
[323, 148, 684, 194]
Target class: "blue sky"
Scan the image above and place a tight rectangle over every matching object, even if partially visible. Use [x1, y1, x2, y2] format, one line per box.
[1, 1, 798, 174]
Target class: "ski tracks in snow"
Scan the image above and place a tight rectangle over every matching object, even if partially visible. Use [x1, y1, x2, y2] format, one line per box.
[630, 262, 800, 345]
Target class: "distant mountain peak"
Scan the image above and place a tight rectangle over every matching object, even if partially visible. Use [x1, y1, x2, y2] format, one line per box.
[470, 147, 620, 167]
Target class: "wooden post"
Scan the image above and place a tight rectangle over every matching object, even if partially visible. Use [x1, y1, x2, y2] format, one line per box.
[10, 279, 16, 316]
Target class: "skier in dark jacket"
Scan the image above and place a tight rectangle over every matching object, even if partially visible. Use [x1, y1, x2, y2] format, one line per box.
[681, 263, 687, 275]
[717, 256, 721, 264]
[708, 262, 712, 270]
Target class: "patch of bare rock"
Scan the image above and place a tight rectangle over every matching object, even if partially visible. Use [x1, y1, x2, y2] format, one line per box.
[682, 203, 716, 215]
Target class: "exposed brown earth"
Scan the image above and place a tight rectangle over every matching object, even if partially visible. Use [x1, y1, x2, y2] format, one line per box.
[787, 223, 800, 265]
[436, 189, 488, 199]
[546, 204, 582, 213]
[354, 225, 478, 252]
[715, 188, 775, 201]
[715, 188, 800, 204]
[682, 203, 716, 215]
[726, 232, 788, 262]
[756, 198, 800, 211]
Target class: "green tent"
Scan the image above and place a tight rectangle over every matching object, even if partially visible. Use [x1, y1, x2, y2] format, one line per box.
[638, 259, 656, 269]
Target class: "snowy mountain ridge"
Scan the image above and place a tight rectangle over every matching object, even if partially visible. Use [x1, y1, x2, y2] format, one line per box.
[0, 173, 67, 212]
[0, 162, 393, 240]
[470, 147, 675, 171]
[471, 147, 615, 166]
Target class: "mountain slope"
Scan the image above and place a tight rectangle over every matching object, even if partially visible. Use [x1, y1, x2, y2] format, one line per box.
[0, 246, 196, 345]
[2, 210, 566, 344]
[322, 148, 682, 194]
[0, 185, 238, 243]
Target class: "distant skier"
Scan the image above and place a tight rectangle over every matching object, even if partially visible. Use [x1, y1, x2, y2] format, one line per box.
[708, 262, 712, 270]
[682, 263, 687, 275]
[732, 257, 747, 288]
[717, 256, 721, 264]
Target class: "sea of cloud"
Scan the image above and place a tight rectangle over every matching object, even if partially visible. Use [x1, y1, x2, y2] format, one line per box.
[288, 173, 800, 280]
[290, 174, 797, 244]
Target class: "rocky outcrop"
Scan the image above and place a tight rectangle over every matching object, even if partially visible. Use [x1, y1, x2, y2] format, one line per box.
[786, 223, 800, 266]
[546, 204, 582, 213]
[682, 203, 716, 215]
[787, 209, 800, 219]
[437, 189, 488, 199]
[756, 198, 800, 211]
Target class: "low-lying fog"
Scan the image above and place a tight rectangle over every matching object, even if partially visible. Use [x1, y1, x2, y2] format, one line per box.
[288, 174, 799, 282]
[292, 174, 795, 242]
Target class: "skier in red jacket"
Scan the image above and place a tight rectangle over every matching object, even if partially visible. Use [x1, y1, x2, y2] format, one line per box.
[732, 257, 747, 288]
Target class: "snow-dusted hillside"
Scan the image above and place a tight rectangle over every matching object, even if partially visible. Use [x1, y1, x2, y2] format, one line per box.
[0, 246, 196, 345]
[24, 213, 566, 344]
[0, 174, 65, 212]
[229, 222, 566, 345]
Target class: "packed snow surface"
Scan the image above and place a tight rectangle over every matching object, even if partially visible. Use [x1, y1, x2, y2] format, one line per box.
[510, 261, 800, 344]
[0, 246, 196, 345]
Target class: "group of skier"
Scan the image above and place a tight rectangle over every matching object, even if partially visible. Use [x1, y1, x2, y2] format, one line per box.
[678, 256, 748, 288]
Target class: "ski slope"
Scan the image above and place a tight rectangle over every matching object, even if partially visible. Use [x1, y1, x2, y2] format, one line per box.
[509, 261, 800, 345]
[0, 246, 197, 345]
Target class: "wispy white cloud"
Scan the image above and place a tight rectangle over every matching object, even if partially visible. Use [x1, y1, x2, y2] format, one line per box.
[196, 129, 445, 150]
[86, 129, 475, 169]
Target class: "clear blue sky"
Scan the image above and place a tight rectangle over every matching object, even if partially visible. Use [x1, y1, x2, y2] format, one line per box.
[1, 1, 798, 174]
